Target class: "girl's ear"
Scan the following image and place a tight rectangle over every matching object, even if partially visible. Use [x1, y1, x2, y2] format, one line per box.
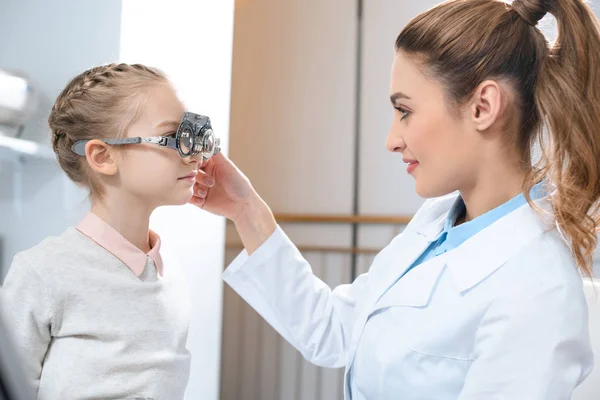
[85, 140, 118, 176]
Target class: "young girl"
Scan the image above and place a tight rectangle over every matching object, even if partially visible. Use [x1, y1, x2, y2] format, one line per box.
[1, 63, 206, 399]
[192, 0, 600, 398]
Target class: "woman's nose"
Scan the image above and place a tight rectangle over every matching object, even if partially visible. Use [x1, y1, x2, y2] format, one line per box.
[386, 127, 406, 153]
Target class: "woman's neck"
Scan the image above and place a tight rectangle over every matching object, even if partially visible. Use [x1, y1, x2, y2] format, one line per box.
[90, 194, 154, 253]
[459, 163, 527, 223]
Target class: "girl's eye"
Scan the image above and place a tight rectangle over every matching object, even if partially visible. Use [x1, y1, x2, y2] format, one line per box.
[163, 132, 177, 138]
[395, 107, 410, 121]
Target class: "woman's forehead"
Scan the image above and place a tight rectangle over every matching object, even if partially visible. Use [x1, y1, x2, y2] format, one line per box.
[390, 53, 441, 101]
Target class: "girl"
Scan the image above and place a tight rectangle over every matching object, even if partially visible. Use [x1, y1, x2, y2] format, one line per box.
[2, 63, 204, 399]
[192, 0, 600, 398]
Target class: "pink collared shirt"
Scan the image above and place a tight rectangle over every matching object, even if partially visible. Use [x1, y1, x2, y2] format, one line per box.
[76, 212, 164, 276]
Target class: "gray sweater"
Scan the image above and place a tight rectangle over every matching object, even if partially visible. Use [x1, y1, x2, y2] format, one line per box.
[1, 225, 191, 400]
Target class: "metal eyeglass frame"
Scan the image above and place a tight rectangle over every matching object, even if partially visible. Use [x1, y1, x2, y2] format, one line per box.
[71, 112, 221, 161]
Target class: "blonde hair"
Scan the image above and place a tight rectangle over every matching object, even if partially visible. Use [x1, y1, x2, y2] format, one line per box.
[49, 63, 167, 196]
[396, 0, 600, 276]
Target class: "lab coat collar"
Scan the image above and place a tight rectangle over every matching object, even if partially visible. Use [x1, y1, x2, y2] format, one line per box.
[348, 193, 556, 372]
[444, 196, 555, 293]
[365, 198, 454, 310]
[415, 205, 451, 242]
[368, 225, 446, 310]
[372, 194, 555, 309]
[373, 257, 447, 309]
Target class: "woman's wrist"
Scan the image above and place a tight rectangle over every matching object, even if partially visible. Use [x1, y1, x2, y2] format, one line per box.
[234, 193, 277, 255]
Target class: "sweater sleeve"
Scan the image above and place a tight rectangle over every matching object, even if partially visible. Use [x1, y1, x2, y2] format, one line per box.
[1, 252, 53, 393]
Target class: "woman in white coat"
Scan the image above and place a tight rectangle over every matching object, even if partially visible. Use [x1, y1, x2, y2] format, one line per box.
[192, 0, 600, 398]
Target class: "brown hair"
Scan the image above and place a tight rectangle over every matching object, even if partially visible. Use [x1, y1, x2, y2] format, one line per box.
[49, 63, 167, 197]
[396, 0, 600, 276]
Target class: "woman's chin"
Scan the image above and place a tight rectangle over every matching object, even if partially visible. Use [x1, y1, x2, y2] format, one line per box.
[415, 180, 455, 199]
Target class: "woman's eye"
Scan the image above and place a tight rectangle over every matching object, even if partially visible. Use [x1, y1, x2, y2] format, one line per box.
[395, 107, 410, 121]
[163, 132, 177, 138]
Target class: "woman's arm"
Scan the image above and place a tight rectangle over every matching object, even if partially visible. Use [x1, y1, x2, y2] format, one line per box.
[233, 193, 277, 255]
[222, 223, 373, 368]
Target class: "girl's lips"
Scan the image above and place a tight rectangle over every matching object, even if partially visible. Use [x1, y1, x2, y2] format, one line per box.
[179, 171, 198, 182]
[179, 171, 197, 179]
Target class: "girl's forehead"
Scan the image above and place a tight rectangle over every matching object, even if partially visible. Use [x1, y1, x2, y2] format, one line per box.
[140, 86, 185, 124]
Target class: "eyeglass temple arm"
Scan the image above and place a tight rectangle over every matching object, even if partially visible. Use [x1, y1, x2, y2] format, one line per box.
[72, 137, 179, 156]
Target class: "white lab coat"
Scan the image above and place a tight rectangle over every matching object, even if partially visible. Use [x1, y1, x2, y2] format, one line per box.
[223, 192, 594, 399]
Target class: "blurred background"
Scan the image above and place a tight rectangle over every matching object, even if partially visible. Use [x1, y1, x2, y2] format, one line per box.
[0, 0, 599, 399]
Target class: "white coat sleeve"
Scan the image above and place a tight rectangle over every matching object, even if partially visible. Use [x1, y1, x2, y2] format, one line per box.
[222, 225, 376, 368]
[0, 253, 53, 393]
[458, 280, 594, 400]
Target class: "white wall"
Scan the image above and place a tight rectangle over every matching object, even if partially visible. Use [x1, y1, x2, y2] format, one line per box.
[0, 0, 122, 273]
[119, 1, 234, 399]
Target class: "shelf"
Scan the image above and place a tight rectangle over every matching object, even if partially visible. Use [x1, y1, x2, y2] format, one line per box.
[0, 134, 54, 160]
[0, 133, 57, 217]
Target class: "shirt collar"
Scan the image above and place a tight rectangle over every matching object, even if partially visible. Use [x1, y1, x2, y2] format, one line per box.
[76, 212, 163, 276]
[444, 195, 554, 293]
[429, 181, 552, 292]
[438, 180, 548, 248]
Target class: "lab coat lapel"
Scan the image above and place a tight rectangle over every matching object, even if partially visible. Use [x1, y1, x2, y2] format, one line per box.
[346, 212, 447, 364]
[445, 199, 553, 293]
[370, 211, 447, 307]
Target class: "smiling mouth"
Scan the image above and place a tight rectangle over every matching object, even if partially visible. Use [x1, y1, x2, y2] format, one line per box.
[406, 161, 419, 174]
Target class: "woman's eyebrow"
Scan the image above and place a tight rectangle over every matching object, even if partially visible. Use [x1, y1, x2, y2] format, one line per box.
[390, 92, 411, 105]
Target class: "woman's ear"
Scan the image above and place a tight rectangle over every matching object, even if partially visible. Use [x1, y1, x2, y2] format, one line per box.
[469, 79, 504, 132]
[85, 140, 118, 176]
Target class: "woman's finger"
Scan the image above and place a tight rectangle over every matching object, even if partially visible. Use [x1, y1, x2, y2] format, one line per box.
[193, 182, 209, 198]
[189, 195, 205, 208]
[195, 169, 215, 187]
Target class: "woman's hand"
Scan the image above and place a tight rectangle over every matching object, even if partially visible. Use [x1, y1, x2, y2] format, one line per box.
[189, 152, 254, 221]
[189, 153, 277, 253]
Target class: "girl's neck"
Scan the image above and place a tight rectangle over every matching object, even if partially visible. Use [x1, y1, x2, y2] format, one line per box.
[90, 196, 154, 253]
